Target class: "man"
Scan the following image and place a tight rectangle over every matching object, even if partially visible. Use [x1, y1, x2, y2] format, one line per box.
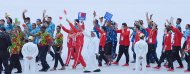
[181, 24, 190, 59]
[0, 27, 11, 74]
[0, 19, 5, 28]
[112, 23, 130, 66]
[35, 19, 42, 62]
[22, 36, 39, 74]
[36, 26, 52, 72]
[184, 35, 190, 72]
[22, 9, 32, 33]
[67, 19, 86, 69]
[50, 26, 65, 71]
[29, 23, 38, 44]
[134, 33, 148, 74]
[9, 26, 22, 73]
[176, 18, 182, 32]
[5, 17, 13, 33]
[83, 32, 101, 73]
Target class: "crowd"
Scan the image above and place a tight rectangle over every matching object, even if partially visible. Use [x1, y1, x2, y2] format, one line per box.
[0, 10, 190, 74]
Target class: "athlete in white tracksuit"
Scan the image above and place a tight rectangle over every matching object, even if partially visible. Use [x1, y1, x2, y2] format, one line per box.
[134, 34, 148, 74]
[83, 31, 100, 73]
[22, 36, 39, 74]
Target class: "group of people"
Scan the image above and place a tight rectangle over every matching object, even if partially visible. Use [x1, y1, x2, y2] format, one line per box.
[0, 10, 190, 74]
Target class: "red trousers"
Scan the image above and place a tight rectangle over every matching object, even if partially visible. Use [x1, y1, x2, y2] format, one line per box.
[72, 45, 86, 68]
[65, 47, 75, 65]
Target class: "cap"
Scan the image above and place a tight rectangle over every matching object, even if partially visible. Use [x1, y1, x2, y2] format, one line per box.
[139, 33, 145, 38]
[99, 16, 103, 19]
[36, 19, 41, 22]
[28, 36, 34, 41]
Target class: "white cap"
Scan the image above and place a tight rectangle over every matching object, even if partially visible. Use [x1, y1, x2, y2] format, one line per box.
[139, 33, 145, 38]
[28, 36, 34, 41]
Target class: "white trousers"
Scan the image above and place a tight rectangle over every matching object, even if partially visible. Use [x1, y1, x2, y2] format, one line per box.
[85, 52, 99, 71]
[135, 56, 146, 74]
[24, 59, 36, 74]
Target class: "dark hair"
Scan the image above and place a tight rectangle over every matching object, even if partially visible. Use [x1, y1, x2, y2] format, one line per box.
[122, 23, 127, 27]
[95, 19, 99, 24]
[101, 26, 106, 32]
[177, 18, 182, 22]
[16, 26, 21, 29]
[48, 17, 52, 19]
[187, 24, 190, 28]
[41, 26, 46, 29]
[75, 19, 79, 23]
[57, 26, 61, 29]
[0, 19, 5, 22]
[32, 23, 36, 26]
[7, 17, 12, 24]
[165, 25, 171, 32]
[25, 17, 30, 20]
[136, 25, 140, 30]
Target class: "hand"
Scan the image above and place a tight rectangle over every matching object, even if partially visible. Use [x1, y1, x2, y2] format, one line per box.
[93, 11, 96, 17]
[26, 56, 33, 60]
[43, 10, 46, 14]
[23, 9, 27, 13]
[66, 18, 69, 23]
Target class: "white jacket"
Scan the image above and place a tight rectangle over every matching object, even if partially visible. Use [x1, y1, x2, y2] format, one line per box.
[134, 39, 148, 58]
[22, 42, 39, 59]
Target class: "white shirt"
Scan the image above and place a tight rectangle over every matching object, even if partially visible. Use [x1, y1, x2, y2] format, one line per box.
[22, 42, 39, 59]
[134, 39, 148, 58]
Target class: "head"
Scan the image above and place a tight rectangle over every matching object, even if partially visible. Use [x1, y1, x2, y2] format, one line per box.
[40, 26, 46, 33]
[165, 25, 171, 33]
[185, 24, 190, 29]
[24, 17, 30, 24]
[139, 20, 144, 25]
[0, 27, 6, 32]
[43, 21, 50, 27]
[15, 26, 22, 32]
[0, 19, 5, 25]
[101, 26, 106, 32]
[91, 32, 95, 37]
[56, 26, 61, 32]
[74, 19, 79, 25]
[47, 17, 52, 23]
[106, 21, 112, 27]
[135, 24, 140, 30]
[32, 23, 36, 29]
[6, 17, 12, 24]
[36, 19, 42, 26]
[122, 23, 128, 29]
[93, 19, 99, 25]
[99, 16, 103, 23]
[28, 36, 34, 42]
[176, 18, 182, 24]
[139, 33, 145, 40]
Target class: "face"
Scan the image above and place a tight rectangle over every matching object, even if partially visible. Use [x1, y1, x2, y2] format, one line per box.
[0, 21, 5, 25]
[25, 19, 30, 24]
[99, 18, 103, 22]
[176, 20, 181, 24]
[106, 21, 112, 26]
[36, 21, 41, 25]
[32, 24, 36, 29]
[47, 18, 52, 23]
[56, 27, 61, 32]
[44, 22, 49, 27]
[41, 28, 46, 32]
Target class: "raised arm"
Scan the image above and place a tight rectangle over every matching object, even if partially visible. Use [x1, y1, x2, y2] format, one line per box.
[115, 29, 122, 33]
[66, 19, 78, 33]
[22, 10, 27, 22]
[61, 24, 71, 33]
[42, 10, 46, 23]
[95, 25, 103, 34]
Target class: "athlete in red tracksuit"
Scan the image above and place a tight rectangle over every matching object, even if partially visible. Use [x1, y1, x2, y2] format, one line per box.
[168, 25, 184, 71]
[94, 25, 108, 66]
[154, 27, 172, 69]
[134, 28, 141, 44]
[184, 36, 190, 72]
[67, 19, 86, 69]
[112, 23, 130, 66]
[61, 25, 76, 66]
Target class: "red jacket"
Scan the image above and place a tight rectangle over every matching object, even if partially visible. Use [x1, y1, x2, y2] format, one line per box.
[116, 28, 130, 46]
[171, 26, 183, 46]
[164, 32, 172, 51]
[62, 26, 76, 48]
[95, 26, 106, 48]
[186, 36, 190, 53]
[146, 28, 157, 44]
[134, 30, 142, 44]
[69, 23, 84, 47]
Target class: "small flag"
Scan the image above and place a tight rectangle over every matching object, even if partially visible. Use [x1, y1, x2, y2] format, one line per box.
[78, 12, 86, 21]
[15, 18, 18, 23]
[22, 24, 26, 27]
[104, 12, 113, 21]
[59, 16, 63, 20]
[64, 9, 67, 15]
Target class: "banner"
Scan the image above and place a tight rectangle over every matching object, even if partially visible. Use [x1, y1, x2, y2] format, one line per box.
[104, 12, 113, 21]
[78, 12, 86, 21]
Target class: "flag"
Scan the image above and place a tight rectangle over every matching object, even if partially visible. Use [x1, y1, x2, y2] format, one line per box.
[59, 16, 63, 20]
[78, 12, 86, 21]
[64, 9, 67, 15]
[104, 12, 113, 21]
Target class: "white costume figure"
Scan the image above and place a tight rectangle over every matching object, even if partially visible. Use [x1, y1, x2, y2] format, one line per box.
[134, 34, 148, 74]
[22, 36, 39, 74]
[83, 31, 101, 73]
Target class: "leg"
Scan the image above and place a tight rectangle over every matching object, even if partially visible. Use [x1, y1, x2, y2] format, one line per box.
[115, 45, 124, 63]
[15, 54, 22, 72]
[65, 48, 72, 65]
[135, 57, 140, 74]
[175, 47, 183, 67]
[123, 46, 129, 64]
[53, 52, 59, 69]
[30, 60, 36, 74]
[24, 60, 29, 74]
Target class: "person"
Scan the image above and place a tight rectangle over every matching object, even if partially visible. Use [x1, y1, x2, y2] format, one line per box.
[29, 23, 38, 44]
[61, 24, 76, 66]
[9, 27, 22, 73]
[22, 9, 32, 33]
[5, 17, 13, 33]
[184, 35, 190, 72]
[94, 24, 108, 67]
[17, 26, 26, 59]
[181, 24, 190, 59]
[153, 25, 172, 69]
[67, 18, 86, 69]
[134, 33, 148, 74]
[0, 19, 5, 28]
[167, 18, 184, 71]
[50, 26, 65, 71]
[83, 31, 101, 73]
[21, 36, 39, 74]
[36, 25, 52, 72]
[176, 18, 182, 32]
[112, 23, 130, 66]
[35, 19, 42, 62]
[146, 23, 159, 67]
[111, 21, 118, 60]
[0, 27, 11, 74]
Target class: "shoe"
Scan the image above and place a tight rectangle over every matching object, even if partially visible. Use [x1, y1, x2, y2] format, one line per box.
[153, 66, 160, 69]
[122, 64, 129, 66]
[44, 66, 50, 72]
[98, 64, 102, 67]
[112, 62, 119, 65]
[83, 70, 91, 73]
[72, 65, 76, 69]
[167, 68, 174, 71]
[184, 70, 190, 72]
[93, 69, 101, 72]
[14, 71, 22, 73]
[50, 68, 56, 71]
[146, 65, 151, 68]
[176, 66, 184, 69]
[39, 68, 45, 72]
[131, 60, 136, 63]
[58, 67, 65, 70]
